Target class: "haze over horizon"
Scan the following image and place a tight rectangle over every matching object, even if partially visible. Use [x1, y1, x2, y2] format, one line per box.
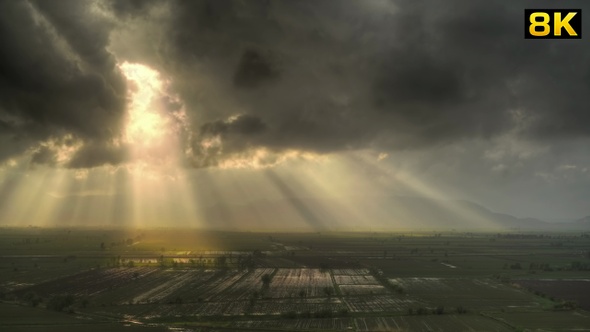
[1, 0, 590, 229]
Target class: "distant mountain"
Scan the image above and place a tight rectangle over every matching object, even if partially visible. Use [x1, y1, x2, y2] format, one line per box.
[574, 216, 590, 228]
[197, 195, 590, 231]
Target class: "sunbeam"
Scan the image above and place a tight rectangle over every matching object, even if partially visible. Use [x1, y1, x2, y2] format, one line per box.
[352, 152, 500, 230]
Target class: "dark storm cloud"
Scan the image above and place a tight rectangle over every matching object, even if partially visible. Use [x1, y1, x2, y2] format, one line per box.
[128, 0, 587, 167]
[380, 0, 590, 143]
[146, 0, 383, 164]
[108, 0, 158, 18]
[0, 0, 126, 166]
[2, 0, 589, 169]
[189, 114, 268, 167]
[66, 142, 129, 169]
[233, 49, 280, 89]
[200, 114, 267, 136]
[0, 120, 28, 162]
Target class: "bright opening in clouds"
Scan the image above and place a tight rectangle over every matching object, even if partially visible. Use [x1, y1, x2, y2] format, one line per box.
[119, 62, 188, 168]
[121, 63, 168, 148]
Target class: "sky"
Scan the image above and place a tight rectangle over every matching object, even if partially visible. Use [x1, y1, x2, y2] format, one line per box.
[0, 0, 589, 229]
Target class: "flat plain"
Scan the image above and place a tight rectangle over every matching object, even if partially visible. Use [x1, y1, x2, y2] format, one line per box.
[1, 227, 589, 331]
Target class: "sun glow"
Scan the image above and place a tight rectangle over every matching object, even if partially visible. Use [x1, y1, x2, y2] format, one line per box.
[119, 62, 174, 154]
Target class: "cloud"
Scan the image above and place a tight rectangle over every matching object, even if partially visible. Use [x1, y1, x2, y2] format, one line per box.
[30, 146, 57, 166]
[233, 49, 280, 89]
[200, 114, 267, 137]
[66, 141, 129, 169]
[0, 0, 126, 166]
[188, 114, 268, 167]
[2, 0, 590, 169]
[132, 0, 589, 168]
[107, 0, 158, 18]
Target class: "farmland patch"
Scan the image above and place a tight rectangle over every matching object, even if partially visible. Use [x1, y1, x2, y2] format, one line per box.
[389, 277, 543, 310]
[492, 311, 590, 332]
[343, 295, 417, 313]
[266, 269, 334, 298]
[515, 279, 590, 310]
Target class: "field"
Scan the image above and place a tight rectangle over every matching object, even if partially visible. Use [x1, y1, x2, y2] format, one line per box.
[1, 228, 589, 331]
[389, 278, 542, 311]
[514, 279, 590, 310]
[0, 302, 169, 332]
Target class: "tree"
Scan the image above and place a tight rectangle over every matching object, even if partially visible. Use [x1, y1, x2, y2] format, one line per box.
[47, 294, 75, 312]
[216, 255, 227, 268]
[23, 291, 41, 307]
[249, 291, 259, 307]
[159, 255, 165, 267]
[261, 273, 272, 287]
